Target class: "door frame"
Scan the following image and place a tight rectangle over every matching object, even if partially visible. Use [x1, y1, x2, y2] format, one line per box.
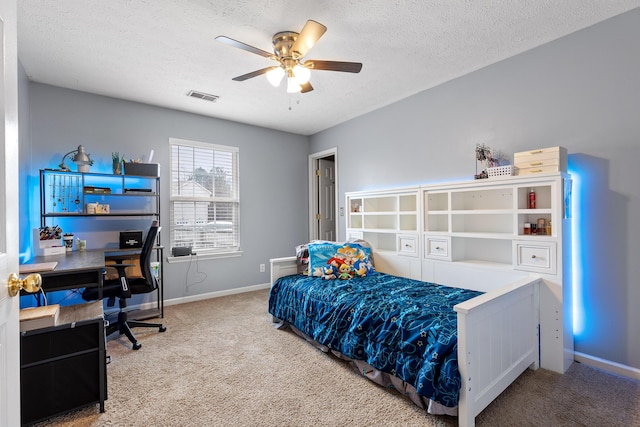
[308, 147, 338, 241]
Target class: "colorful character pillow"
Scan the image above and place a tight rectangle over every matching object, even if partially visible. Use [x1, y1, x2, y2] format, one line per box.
[308, 241, 374, 280]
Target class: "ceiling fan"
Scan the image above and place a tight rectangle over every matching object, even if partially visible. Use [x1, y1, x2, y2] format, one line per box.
[216, 20, 362, 94]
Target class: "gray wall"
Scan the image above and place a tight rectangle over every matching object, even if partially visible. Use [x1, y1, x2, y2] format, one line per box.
[21, 84, 310, 300]
[310, 9, 640, 370]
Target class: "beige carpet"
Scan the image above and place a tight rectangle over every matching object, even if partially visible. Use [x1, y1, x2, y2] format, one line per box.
[35, 289, 640, 427]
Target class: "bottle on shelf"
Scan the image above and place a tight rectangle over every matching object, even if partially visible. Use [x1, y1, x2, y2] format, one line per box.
[528, 188, 536, 209]
[537, 218, 546, 235]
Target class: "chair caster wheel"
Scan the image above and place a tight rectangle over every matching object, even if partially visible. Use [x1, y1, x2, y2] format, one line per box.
[159, 326, 167, 333]
[132, 342, 142, 350]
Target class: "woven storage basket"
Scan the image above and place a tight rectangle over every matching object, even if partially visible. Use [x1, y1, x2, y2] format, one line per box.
[487, 165, 514, 179]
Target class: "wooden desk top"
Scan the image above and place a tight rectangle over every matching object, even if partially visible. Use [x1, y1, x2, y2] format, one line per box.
[21, 246, 164, 274]
[24, 250, 107, 275]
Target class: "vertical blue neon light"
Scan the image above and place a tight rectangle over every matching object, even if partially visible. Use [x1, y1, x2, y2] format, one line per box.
[568, 166, 584, 336]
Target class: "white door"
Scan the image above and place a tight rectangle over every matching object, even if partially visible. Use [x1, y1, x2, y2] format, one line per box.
[317, 158, 335, 241]
[0, 2, 22, 425]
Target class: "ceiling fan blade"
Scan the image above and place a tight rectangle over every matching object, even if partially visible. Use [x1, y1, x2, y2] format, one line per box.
[291, 20, 327, 59]
[232, 66, 278, 81]
[216, 35, 273, 59]
[300, 82, 314, 93]
[303, 60, 362, 73]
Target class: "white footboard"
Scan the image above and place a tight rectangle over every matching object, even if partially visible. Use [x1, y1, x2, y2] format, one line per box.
[454, 276, 540, 427]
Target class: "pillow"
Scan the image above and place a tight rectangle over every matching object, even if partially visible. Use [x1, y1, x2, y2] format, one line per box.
[347, 238, 375, 268]
[295, 243, 309, 275]
[308, 241, 374, 280]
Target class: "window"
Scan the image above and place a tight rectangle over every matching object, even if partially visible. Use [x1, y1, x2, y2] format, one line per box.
[169, 138, 239, 255]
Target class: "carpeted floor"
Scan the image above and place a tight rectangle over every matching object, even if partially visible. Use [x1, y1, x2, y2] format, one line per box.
[34, 289, 640, 427]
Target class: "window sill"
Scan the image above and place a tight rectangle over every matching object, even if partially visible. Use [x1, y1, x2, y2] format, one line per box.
[166, 250, 243, 263]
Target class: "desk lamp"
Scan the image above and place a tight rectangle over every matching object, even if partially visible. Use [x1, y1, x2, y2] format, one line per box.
[59, 145, 91, 171]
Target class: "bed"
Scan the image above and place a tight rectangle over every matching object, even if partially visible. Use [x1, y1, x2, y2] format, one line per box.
[269, 241, 541, 427]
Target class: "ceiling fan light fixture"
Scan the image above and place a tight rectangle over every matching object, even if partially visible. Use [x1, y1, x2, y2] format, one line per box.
[218, 20, 362, 95]
[286, 77, 301, 93]
[293, 64, 311, 84]
[266, 67, 285, 87]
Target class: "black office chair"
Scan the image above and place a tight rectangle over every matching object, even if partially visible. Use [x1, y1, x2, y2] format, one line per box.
[83, 222, 166, 350]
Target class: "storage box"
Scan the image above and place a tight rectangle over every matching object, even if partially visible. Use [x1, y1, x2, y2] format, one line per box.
[123, 162, 160, 177]
[86, 203, 110, 214]
[33, 228, 65, 257]
[120, 230, 143, 249]
[514, 146, 567, 175]
[94, 203, 110, 214]
[487, 165, 514, 179]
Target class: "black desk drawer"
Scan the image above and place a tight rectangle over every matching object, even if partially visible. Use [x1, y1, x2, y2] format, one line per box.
[21, 320, 101, 366]
[40, 269, 103, 292]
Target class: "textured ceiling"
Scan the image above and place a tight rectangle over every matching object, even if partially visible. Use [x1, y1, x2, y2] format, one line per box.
[17, 1, 640, 136]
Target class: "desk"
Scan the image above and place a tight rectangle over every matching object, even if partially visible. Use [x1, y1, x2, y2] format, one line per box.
[25, 249, 105, 294]
[19, 250, 107, 425]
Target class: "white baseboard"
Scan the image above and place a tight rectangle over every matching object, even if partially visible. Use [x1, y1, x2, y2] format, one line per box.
[124, 283, 271, 314]
[574, 351, 640, 381]
[164, 282, 272, 307]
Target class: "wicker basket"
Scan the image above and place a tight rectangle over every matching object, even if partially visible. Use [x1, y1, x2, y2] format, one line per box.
[487, 165, 514, 179]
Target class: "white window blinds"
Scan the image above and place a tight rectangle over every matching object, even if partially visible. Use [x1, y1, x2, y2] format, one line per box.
[169, 138, 239, 254]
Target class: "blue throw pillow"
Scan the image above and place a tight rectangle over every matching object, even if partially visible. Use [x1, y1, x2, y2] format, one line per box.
[308, 241, 374, 280]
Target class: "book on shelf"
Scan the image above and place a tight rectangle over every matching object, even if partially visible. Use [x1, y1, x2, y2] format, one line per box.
[84, 186, 112, 194]
[19, 304, 60, 332]
[124, 188, 154, 193]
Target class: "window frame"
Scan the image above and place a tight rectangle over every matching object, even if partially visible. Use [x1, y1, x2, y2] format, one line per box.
[168, 138, 241, 260]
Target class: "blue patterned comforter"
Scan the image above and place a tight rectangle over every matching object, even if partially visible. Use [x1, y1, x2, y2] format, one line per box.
[268, 272, 483, 407]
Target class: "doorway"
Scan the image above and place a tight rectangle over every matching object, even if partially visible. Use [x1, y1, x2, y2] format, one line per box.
[309, 148, 338, 241]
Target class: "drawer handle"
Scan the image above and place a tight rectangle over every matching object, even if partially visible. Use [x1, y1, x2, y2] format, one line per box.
[404, 244, 413, 248]
[530, 169, 543, 173]
[529, 150, 543, 154]
[530, 162, 543, 166]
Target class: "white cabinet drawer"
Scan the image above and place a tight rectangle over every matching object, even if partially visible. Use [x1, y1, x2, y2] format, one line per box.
[513, 241, 556, 274]
[514, 146, 567, 173]
[397, 234, 418, 257]
[424, 236, 451, 261]
[515, 157, 562, 168]
[515, 164, 564, 176]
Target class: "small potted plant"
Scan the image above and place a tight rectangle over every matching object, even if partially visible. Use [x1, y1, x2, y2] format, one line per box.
[112, 152, 124, 174]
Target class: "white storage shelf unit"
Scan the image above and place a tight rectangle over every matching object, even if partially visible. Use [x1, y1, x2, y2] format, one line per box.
[345, 173, 572, 374]
[423, 177, 559, 266]
[346, 188, 419, 256]
[346, 172, 573, 372]
[421, 173, 572, 374]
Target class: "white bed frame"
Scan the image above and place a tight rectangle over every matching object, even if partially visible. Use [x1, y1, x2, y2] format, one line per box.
[270, 256, 540, 427]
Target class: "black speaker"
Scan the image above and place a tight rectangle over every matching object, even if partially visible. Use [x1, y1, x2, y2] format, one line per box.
[171, 246, 192, 257]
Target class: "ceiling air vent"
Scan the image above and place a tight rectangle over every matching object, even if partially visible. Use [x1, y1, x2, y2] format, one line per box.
[187, 90, 219, 102]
